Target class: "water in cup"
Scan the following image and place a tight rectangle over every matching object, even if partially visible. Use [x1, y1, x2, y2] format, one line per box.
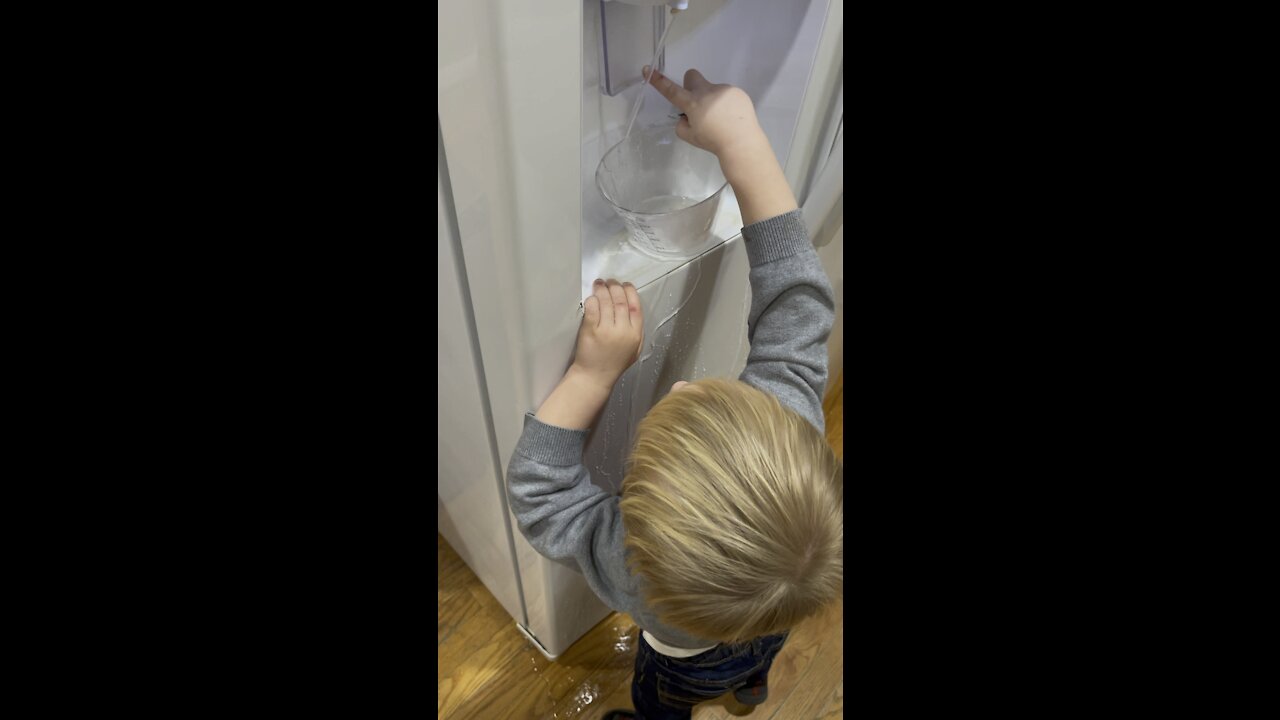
[596, 125, 728, 259]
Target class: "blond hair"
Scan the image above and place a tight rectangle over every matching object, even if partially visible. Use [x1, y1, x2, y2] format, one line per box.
[619, 378, 842, 643]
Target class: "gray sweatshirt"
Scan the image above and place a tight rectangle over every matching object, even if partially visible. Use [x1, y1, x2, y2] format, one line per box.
[505, 209, 835, 650]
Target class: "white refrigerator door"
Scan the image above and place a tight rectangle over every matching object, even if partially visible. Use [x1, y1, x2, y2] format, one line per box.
[440, 0, 588, 660]
[438, 124, 527, 625]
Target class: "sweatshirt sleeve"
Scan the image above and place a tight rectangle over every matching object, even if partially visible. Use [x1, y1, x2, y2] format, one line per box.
[505, 413, 628, 600]
[737, 209, 835, 433]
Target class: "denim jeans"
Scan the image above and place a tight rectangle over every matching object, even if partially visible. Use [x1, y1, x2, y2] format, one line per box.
[630, 630, 788, 720]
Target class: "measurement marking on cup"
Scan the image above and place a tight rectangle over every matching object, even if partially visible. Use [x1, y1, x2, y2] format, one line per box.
[624, 217, 667, 253]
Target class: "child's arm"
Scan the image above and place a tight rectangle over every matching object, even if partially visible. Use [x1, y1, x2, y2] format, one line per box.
[505, 279, 643, 593]
[648, 67, 835, 431]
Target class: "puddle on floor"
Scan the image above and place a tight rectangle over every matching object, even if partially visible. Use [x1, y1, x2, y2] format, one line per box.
[523, 621, 639, 719]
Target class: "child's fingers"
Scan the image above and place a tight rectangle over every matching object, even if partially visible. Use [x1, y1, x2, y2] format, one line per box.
[623, 282, 642, 328]
[643, 66, 691, 111]
[605, 279, 628, 323]
[683, 68, 710, 91]
[674, 115, 693, 144]
[584, 294, 600, 327]
[593, 278, 614, 324]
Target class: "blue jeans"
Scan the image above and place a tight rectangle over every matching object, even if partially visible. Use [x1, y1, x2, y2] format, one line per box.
[630, 630, 788, 720]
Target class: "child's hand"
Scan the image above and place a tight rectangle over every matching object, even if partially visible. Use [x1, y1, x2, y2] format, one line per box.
[535, 279, 643, 430]
[643, 66, 767, 164]
[571, 278, 644, 392]
[643, 66, 797, 226]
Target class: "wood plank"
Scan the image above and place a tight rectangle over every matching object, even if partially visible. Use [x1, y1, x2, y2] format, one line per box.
[438, 533, 533, 717]
[824, 368, 843, 461]
[816, 680, 843, 719]
[439, 532, 515, 686]
[438, 532, 482, 602]
[439, 578, 514, 685]
[548, 625, 640, 719]
[544, 613, 640, 705]
[438, 580, 482, 647]
[768, 605, 844, 719]
[551, 615, 641, 717]
[580, 677, 633, 720]
[438, 621, 531, 718]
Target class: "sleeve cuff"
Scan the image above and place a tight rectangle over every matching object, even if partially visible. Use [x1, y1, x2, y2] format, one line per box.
[741, 209, 811, 266]
[515, 413, 589, 466]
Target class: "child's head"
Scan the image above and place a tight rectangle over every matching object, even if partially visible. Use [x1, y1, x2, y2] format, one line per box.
[619, 378, 843, 643]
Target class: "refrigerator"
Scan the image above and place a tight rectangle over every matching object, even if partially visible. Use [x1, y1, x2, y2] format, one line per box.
[438, 0, 844, 660]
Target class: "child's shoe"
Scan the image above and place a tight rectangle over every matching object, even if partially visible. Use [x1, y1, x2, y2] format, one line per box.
[733, 676, 768, 706]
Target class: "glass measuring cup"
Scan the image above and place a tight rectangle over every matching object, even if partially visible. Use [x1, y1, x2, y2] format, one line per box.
[595, 125, 728, 259]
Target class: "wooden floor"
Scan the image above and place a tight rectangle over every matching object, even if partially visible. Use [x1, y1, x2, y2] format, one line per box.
[439, 371, 844, 719]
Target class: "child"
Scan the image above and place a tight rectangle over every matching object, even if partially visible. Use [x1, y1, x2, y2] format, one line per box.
[506, 67, 841, 719]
